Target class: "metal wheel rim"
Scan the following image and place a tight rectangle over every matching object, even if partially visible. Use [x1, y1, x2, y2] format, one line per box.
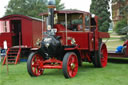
[67, 54, 78, 78]
[31, 54, 43, 76]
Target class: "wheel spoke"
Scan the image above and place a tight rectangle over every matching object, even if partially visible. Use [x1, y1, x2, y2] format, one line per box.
[32, 64, 36, 67]
[37, 69, 40, 75]
[67, 65, 71, 72]
[72, 70, 76, 76]
[69, 58, 72, 64]
[69, 70, 73, 77]
[33, 67, 37, 73]
[71, 56, 75, 63]
[72, 70, 74, 77]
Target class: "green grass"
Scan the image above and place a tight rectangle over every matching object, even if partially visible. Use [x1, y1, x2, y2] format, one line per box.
[103, 33, 124, 51]
[1, 60, 128, 85]
[0, 32, 127, 85]
[106, 40, 124, 51]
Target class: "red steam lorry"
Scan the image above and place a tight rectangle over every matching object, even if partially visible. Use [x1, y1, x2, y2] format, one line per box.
[27, 0, 110, 78]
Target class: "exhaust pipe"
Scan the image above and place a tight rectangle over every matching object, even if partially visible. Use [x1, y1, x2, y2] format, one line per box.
[47, 0, 56, 30]
[48, 0, 56, 5]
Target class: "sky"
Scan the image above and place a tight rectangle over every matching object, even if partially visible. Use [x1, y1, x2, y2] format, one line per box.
[61, 0, 91, 12]
[0, 0, 92, 18]
[0, 0, 111, 18]
[0, 0, 10, 17]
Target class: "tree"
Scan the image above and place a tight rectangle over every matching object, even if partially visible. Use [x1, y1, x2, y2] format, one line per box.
[120, 25, 128, 41]
[120, 5, 128, 24]
[90, 0, 111, 32]
[112, 0, 126, 3]
[5, 0, 65, 18]
[56, 0, 65, 10]
[114, 19, 127, 34]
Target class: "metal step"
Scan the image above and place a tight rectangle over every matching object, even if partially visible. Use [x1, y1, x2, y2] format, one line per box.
[3, 47, 21, 65]
[8, 56, 16, 58]
[8, 53, 18, 55]
[9, 50, 18, 52]
[8, 62, 15, 64]
[8, 59, 16, 61]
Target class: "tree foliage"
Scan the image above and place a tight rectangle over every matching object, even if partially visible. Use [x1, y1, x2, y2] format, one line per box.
[90, 0, 111, 32]
[114, 19, 127, 34]
[121, 25, 128, 34]
[56, 0, 65, 10]
[5, 0, 65, 18]
[112, 0, 126, 3]
[120, 25, 128, 41]
[115, 19, 127, 34]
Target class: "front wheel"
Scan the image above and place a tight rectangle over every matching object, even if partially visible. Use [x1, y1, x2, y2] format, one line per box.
[93, 43, 108, 68]
[27, 52, 44, 77]
[62, 52, 78, 78]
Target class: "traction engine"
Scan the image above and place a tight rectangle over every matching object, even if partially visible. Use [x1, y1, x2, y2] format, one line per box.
[27, 0, 110, 78]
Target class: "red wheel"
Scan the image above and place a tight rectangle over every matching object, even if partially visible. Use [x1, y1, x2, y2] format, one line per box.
[63, 52, 78, 78]
[100, 43, 108, 67]
[27, 52, 44, 77]
[93, 43, 108, 68]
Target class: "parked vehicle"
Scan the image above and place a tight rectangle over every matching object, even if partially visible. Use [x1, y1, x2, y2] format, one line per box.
[0, 14, 44, 65]
[27, 0, 110, 78]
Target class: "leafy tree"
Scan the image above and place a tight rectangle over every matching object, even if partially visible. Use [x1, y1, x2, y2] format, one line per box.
[114, 19, 127, 34]
[56, 0, 65, 10]
[5, 0, 65, 18]
[112, 0, 126, 3]
[120, 5, 128, 24]
[121, 25, 128, 34]
[120, 25, 128, 41]
[90, 0, 111, 32]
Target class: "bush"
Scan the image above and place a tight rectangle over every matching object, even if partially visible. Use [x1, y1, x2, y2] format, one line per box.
[114, 19, 127, 35]
[120, 25, 128, 41]
[121, 35, 128, 41]
[120, 25, 128, 34]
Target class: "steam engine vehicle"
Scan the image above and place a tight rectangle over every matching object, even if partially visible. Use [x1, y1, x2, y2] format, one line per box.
[27, 0, 110, 78]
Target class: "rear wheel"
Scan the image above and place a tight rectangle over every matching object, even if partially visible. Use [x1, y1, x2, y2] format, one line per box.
[62, 52, 78, 78]
[27, 52, 44, 77]
[93, 43, 108, 67]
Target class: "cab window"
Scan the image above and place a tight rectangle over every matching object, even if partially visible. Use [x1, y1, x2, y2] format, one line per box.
[85, 15, 90, 30]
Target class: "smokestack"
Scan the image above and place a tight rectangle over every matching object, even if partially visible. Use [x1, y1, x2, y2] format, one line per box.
[48, 0, 56, 30]
[48, 0, 56, 5]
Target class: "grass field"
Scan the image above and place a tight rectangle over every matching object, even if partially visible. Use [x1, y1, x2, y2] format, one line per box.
[1, 32, 128, 85]
[1, 59, 128, 85]
[104, 32, 124, 51]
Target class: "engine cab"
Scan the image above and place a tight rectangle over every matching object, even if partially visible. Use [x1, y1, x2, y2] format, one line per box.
[41, 10, 99, 49]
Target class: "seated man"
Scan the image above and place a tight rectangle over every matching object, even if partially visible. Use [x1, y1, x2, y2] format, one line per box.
[77, 24, 83, 31]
